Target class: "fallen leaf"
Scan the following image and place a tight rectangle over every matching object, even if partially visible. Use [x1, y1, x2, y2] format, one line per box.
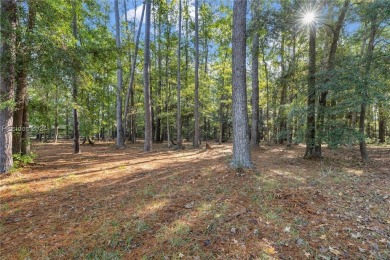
[264, 246, 276, 255]
[351, 232, 361, 239]
[184, 202, 194, 209]
[329, 246, 341, 256]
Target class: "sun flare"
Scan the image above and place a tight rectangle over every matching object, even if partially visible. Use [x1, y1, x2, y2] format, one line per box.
[303, 11, 315, 24]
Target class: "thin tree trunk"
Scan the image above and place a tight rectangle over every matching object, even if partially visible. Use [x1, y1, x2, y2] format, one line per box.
[317, 0, 350, 155]
[261, 45, 270, 142]
[231, 0, 251, 168]
[72, 2, 80, 154]
[115, 0, 125, 148]
[251, 32, 260, 147]
[125, 2, 145, 143]
[176, 0, 182, 148]
[143, 0, 152, 151]
[378, 103, 386, 143]
[193, 0, 200, 148]
[278, 34, 287, 144]
[54, 85, 59, 143]
[155, 5, 162, 143]
[21, 92, 30, 154]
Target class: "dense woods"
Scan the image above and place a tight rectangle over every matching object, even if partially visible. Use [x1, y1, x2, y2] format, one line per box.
[1, 0, 389, 172]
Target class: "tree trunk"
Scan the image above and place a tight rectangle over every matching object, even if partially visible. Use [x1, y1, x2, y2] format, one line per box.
[231, 0, 251, 168]
[0, 0, 17, 173]
[54, 85, 59, 143]
[72, 2, 80, 154]
[155, 11, 162, 143]
[261, 45, 270, 142]
[359, 13, 378, 162]
[317, 0, 350, 155]
[114, 0, 125, 148]
[251, 32, 260, 147]
[12, 0, 36, 154]
[124, 2, 145, 143]
[304, 23, 318, 159]
[378, 103, 386, 143]
[176, 0, 183, 148]
[21, 93, 30, 155]
[193, 0, 200, 148]
[278, 34, 287, 144]
[143, 0, 152, 151]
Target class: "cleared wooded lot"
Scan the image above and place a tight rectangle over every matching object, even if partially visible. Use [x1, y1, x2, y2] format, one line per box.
[1, 141, 389, 259]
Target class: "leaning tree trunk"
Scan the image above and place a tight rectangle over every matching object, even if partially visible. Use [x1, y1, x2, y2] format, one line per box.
[0, 0, 17, 173]
[143, 0, 152, 151]
[317, 0, 350, 156]
[124, 1, 145, 143]
[231, 0, 251, 168]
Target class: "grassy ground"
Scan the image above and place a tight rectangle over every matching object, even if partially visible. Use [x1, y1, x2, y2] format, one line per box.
[0, 140, 389, 259]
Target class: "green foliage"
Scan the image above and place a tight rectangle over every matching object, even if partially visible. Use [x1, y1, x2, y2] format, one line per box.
[17, 0, 389, 150]
[12, 153, 36, 168]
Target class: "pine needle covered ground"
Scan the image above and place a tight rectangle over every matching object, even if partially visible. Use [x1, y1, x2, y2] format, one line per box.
[1, 141, 389, 259]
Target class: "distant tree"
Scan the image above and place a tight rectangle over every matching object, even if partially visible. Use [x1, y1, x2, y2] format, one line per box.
[250, 0, 260, 147]
[231, 0, 252, 168]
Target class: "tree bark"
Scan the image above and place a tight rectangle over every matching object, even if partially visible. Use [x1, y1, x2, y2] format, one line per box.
[143, 0, 152, 151]
[176, 0, 183, 148]
[12, 0, 36, 154]
[114, 0, 125, 148]
[359, 12, 378, 162]
[231, 0, 251, 168]
[0, 0, 17, 173]
[72, 2, 80, 154]
[193, 0, 200, 148]
[304, 23, 318, 159]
